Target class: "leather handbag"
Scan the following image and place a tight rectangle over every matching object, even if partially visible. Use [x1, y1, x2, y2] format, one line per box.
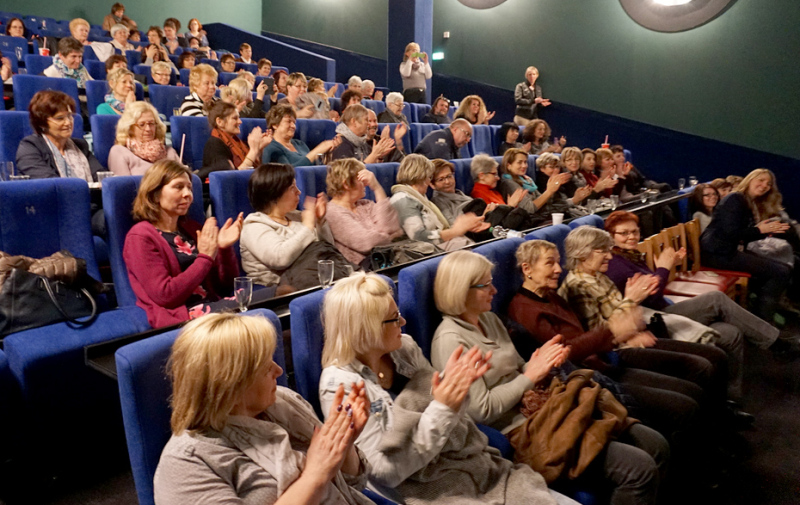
[0, 266, 98, 338]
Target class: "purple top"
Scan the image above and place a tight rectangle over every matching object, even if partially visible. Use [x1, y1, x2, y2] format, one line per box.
[606, 249, 671, 310]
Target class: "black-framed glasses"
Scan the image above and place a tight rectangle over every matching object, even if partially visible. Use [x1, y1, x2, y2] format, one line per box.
[613, 230, 640, 238]
[433, 174, 454, 184]
[382, 312, 403, 326]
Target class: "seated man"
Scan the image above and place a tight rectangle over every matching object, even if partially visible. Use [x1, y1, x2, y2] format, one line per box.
[44, 37, 93, 88]
[611, 144, 671, 193]
[421, 95, 451, 124]
[365, 109, 405, 162]
[219, 53, 236, 74]
[413, 118, 472, 160]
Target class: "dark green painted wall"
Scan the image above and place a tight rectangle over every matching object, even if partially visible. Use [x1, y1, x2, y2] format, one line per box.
[430, 0, 800, 159]
[2, 0, 261, 35]
[261, 0, 388, 60]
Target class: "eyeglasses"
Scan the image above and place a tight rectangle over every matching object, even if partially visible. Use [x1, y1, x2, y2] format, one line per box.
[154, 72, 171, 77]
[484, 171, 499, 178]
[456, 127, 472, 139]
[702, 192, 718, 198]
[470, 280, 494, 290]
[613, 230, 640, 238]
[592, 248, 612, 255]
[382, 312, 404, 326]
[433, 174, 454, 184]
[135, 121, 157, 129]
[48, 114, 74, 124]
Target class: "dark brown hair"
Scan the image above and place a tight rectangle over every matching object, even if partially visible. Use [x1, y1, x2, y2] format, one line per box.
[58, 37, 83, 57]
[248, 163, 296, 213]
[29, 90, 75, 135]
[132, 160, 193, 223]
[105, 54, 128, 72]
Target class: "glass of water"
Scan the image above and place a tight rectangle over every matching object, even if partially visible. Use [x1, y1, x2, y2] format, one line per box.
[97, 171, 114, 186]
[688, 176, 698, 186]
[0, 161, 13, 181]
[677, 178, 686, 190]
[234, 277, 253, 312]
[610, 195, 619, 210]
[14, 47, 23, 61]
[640, 192, 648, 204]
[586, 199, 597, 214]
[317, 260, 335, 289]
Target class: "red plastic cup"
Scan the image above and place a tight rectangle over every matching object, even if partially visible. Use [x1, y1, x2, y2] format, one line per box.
[39, 48, 50, 56]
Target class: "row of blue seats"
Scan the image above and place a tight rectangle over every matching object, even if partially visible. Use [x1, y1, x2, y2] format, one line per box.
[114, 214, 606, 505]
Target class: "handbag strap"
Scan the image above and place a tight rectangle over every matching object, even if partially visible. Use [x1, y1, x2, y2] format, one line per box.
[42, 279, 98, 326]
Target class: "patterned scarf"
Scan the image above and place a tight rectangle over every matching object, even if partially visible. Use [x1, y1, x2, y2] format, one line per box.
[104, 93, 125, 114]
[612, 246, 648, 268]
[127, 138, 168, 163]
[211, 128, 249, 168]
[52, 54, 90, 88]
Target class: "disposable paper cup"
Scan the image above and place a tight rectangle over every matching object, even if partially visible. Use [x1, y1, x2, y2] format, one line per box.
[39, 48, 50, 56]
[552, 213, 564, 225]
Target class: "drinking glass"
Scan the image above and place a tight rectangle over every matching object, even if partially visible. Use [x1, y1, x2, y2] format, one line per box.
[688, 176, 698, 187]
[640, 192, 648, 204]
[234, 277, 253, 312]
[586, 200, 597, 214]
[14, 47, 22, 61]
[677, 178, 686, 190]
[317, 260, 334, 289]
[0, 161, 13, 181]
[97, 171, 114, 186]
[610, 195, 619, 210]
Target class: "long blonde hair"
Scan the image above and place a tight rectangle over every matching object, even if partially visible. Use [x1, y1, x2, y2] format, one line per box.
[735, 168, 783, 219]
[454, 95, 487, 124]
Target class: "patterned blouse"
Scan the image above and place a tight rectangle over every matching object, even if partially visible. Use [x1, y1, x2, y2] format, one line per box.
[557, 269, 637, 330]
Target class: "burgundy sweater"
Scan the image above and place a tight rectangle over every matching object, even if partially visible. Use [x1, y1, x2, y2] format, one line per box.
[507, 287, 616, 366]
[123, 220, 239, 328]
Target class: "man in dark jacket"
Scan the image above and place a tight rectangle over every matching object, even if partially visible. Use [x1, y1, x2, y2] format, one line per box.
[413, 119, 472, 160]
[420, 95, 451, 124]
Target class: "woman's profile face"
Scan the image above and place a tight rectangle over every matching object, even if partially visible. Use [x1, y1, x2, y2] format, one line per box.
[379, 298, 405, 355]
[526, 249, 561, 291]
[236, 359, 283, 417]
[158, 174, 193, 217]
[348, 114, 368, 137]
[273, 178, 300, 214]
[580, 248, 612, 275]
[217, 110, 241, 136]
[273, 114, 296, 141]
[581, 153, 595, 171]
[464, 271, 496, 316]
[112, 74, 134, 98]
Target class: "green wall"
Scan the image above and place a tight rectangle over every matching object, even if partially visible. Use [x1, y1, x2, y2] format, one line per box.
[261, 0, 387, 60]
[430, 0, 800, 160]
[3, 0, 262, 35]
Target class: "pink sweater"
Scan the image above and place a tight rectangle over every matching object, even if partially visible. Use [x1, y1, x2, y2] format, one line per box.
[123, 220, 239, 328]
[325, 199, 402, 265]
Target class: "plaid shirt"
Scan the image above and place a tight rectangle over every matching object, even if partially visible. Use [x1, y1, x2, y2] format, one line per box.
[557, 270, 637, 330]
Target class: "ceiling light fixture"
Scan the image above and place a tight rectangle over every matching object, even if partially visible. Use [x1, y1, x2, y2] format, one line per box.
[654, 0, 692, 5]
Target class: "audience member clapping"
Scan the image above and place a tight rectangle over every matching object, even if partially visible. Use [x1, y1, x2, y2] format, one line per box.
[302, 78, 338, 120]
[377, 92, 408, 125]
[220, 77, 265, 118]
[200, 101, 271, 177]
[178, 64, 218, 116]
[123, 161, 243, 328]
[43, 37, 93, 88]
[262, 104, 340, 166]
[497, 149, 569, 222]
[390, 154, 485, 250]
[454, 95, 495, 125]
[102, 3, 138, 31]
[331, 104, 394, 163]
[325, 158, 403, 267]
[513, 66, 550, 126]
[363, 109, 406, 163]
[108, 102, 179, 176]
[522, 119, 564, 154]
[360, 79, 382, 100]
[497, 122, 530, 155]
[96, 67, 136, 115]
[535, 153, 592, 207]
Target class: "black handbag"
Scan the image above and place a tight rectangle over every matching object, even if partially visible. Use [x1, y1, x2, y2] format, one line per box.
[0, 268, 98, 338]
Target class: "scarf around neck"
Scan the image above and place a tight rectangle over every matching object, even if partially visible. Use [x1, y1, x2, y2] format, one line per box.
[104, 93, 125, 114]
[334, 122, 369, 160]
[127, 138, 168, 163]
[211, 128, 249, 168]
[612, 246, 648, 269]
[53, 55, 89, 88]
[503, 173, 537, 193]
[391, 184, 451, 229]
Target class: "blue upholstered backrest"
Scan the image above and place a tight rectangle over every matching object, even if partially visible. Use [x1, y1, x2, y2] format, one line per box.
[0, 111, 82, 163]
[451, 158, 474, 195]
[473, 237, 525, 315]
[294, 118, 336, 150]
[526, 154, 539, 180]
[397, 255, 445, 359]
[90, 114, 120, 169]
[568, 214, 605, 230]
[208, 169, 255, 265]
[238, 118, 268, 141]
[408, 103, 431, 123]
[22, 54, 52, 76]
[466, 124, 494, 159]
[409, 123, 442, 152]
[362, 99, 386, 115]
[85, 60, 107, 80]
[234, 62, 258, 73]
[12, 74, 80, 113]
[218, 71, 239, 86]
[377, 123, 412, 154]
[294, 165, 328, 204]
[150, 84, 190, 120]
[677, 186, 694, 221]
[116, 309, 286, 505]
[169, 115, 211, 170]
[0, 178, 100, 279]
[289, 276, 396, 416]
[102, 174, 205, 307]
[328, 97, 341, 113]
[365, 162, 400, 201]
[525, 224, 573, 272]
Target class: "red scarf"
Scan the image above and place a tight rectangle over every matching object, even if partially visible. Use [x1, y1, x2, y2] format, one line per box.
[211, 128, 249, 168]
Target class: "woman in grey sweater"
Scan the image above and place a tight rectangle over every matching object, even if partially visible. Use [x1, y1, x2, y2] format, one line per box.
[399, 42, 432, 104]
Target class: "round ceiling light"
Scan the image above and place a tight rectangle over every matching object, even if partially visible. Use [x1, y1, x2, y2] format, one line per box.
[619, 0, 738, 32]
[456, 0, 508, 9]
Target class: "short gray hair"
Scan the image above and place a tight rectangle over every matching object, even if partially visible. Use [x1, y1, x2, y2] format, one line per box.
[564, 226, 613, 271]
[470, 153, 498, 181]
[515, 240, 558, 269]
[396, 153, 434, 186]
[110, 24, 129, 37]
[362, 79, 375, 92]
[348, 75, 362, 87]
[385, 92, 403, 105]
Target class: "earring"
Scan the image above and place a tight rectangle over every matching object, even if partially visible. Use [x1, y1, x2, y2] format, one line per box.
[526, 275, 532, 279]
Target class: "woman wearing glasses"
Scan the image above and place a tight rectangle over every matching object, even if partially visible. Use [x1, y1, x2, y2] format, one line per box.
[319, 272, 576, 505]
[109, 102, 180, 176]
[277, 72, 315, 119]
[688, 183, 719, 232]
[431, 251, 667, 505]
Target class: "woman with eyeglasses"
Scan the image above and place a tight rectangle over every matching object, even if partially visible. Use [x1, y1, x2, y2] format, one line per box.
[320, 272, 577, 505]
[688, 183, 719, 232]
[431, 251, 667, 505]
[277, 72, 315, 119]
[108, 102, 180, 176]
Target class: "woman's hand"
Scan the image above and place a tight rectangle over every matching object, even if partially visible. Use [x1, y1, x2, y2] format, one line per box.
[357, 169, 380, 191]
[258, 128, 274, 151]
[197, 217, 220, 258]
[301, 196, 318, 230]
[326, 83, 338, 97]
[507, 187, 528, 208]
[297, 103, 315, 118]
[394, 122, 408, 144]
[217, 213, 244, 248]
[608, 307, 647, 343]
[523, 335, 568, 384]
[374, 90, 384, 101]
[541, 98, 552, 107]
[572, 186, 593, 205]
[304, 384, 364, 485]
[482, 203, 498, 216]
[654, 246, 686, 270]
[314, 192, 328, 220]
[757, 218, 790, 235]
[557, 135, 567, 147]
[624, 273, 660, 304]
[247, 126, 264, 152]
[432, 345, 491, 412]
[256, 79, 269, 101]
[620, 162, 633, 177]
[452, 212, 488, 236]
[481, 110, 496, 124]
[328, 110, 340, 121]
[594, 176, 618, 192]
[521, 141, 532, 153]
[545, 172, 571, 195]
[125, 89, 136, 106]
[144, 44, 158, 60]
[421, 52, 429, 63]
[624, 331, 657, 349]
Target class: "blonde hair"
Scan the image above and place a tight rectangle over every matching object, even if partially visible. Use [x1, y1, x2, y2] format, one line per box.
[403, 42, 420, 61]
[106, 67, 134, 94]
[536, 152, 559, 169]
[69, 18, 89, 32]
[307, 77, 325, 94]
[561, 147, 582, 166]
[327, 158, 363, 198]
[515, 240, 558, 269]
[454, 95, 487, 123]
[322, 273, 394, 367]
[564, 226, 613, 271]
[150, 61, 171, 78]
[188, 64, 218, 94]
[594, 148, 614, 168]
[434, 251, 494, 316]
[286, 72, 307, 87]
[221, 77, 251, 104]
[116, 101, 166, 145]
[169, 313, 277, 434]
[396, 154, 434, 186]
[735, 168, 783, 219]
[341, 103, 368, 126]
[132, 160, 192, 223]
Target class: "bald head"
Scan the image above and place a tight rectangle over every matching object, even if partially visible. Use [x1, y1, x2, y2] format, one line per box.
[449, 118, 473, 148]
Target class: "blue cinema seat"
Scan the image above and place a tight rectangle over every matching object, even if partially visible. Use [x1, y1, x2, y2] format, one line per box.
[294, 164, 328, 203]
[90, 114, 121, 169]
[408, 123, 442, 152]
[362, 99, 386, 115]
[149, 84, 190, 120]
[0, 110, 82, 163]
[12, 74, 80, 112]
[468, 124, 495, 158]
[218, 71, 239, 86]
[22, 54, 51, 76]
[450, 158, 474, 195]
[169, 115, 211, 170]
[116, 309, 286, 505]
[568, 214, 605, 230]
[85, 59, 107, 80]
[102, 174, 205, 307]
[294, 118, 337, 150]
[364, 162, 400, 201]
